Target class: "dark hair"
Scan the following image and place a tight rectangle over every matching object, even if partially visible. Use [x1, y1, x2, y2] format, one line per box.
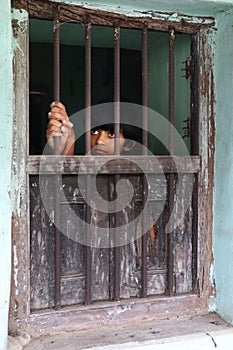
[90, 100, 143, 153]
[91, 123, 142, 143]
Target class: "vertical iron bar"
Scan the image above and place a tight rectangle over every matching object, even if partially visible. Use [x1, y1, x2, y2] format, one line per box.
[113, 25, 120, 301]
[53, 12, 61, 153]
[114, 26, 121, 155]
[167, 29, 175, 296]
[85, 21, 92, 305]
[169, 30, 175, 154]
[141, 27, 148, 298]
[54, 13, 60, 104]
[190, 33, 199, 293]
[85, 22, 92, 152]
[53, 10, 61, 308]
[190, 33, 199, 157]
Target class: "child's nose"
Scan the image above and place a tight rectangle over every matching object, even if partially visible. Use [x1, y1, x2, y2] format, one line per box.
[96, 131, 107, 144]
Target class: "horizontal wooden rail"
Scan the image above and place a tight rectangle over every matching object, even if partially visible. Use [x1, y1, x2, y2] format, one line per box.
[27, 155, 200, 175]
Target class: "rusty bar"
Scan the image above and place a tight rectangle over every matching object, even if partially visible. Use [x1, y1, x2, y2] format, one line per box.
[113, 25, 120, 301]
[114, 25, 120, 155]
[113, 180, 120, 301]
[53, 11, 61, 154]
[190, 33, 199, 292]
[85, 21, 92, 305]
[141, 26, 148, 298]
[192, 174, 198, 293]
[169, 29, 175, 154]
[54, 13, 60, 102]
[167, 28, 175, 296]
[85, 22, 92, 153]
[53, 9, 61, 308]
[142, 27, 148, 149]
[190, 33, 199, 156]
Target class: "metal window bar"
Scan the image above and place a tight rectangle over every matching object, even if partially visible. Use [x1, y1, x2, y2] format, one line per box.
[53, 10, 61, 308]
[141, 26, 148, 298]
[24, 2, 203, 312]
[167, 29, 175, 296]
[113, 25, 121, 301]
[190, 33, 199, 293]
[50, 18, 192, 305]
[85, 21, 92, 305]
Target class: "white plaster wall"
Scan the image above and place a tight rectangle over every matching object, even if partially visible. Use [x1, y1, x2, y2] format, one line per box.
[0, 0, 13, 349]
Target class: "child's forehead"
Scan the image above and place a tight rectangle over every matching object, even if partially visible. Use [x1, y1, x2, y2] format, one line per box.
[92, 124, 115, 131]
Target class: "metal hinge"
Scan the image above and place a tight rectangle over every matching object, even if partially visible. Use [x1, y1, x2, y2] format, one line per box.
[182, 117, 191, 139]
[181, 57, 192, 79]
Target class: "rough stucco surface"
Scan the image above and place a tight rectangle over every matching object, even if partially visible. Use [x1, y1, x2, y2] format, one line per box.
[0, 0, 13, 349]
[213, 7, 233, 324]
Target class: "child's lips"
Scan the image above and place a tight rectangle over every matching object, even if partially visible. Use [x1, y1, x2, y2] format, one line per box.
[94, 148, 108, 155]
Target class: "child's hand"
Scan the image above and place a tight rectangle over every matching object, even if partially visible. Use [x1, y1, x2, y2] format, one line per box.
[46, 101, 75, 155]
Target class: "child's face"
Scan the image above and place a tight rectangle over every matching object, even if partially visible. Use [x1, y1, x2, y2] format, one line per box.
[91, 128, 126, 155]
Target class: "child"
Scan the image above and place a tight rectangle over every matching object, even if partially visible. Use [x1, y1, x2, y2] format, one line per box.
[46, 99, 143, 230]
[46, 100, 148, 272]
[46, 101, 142, 155]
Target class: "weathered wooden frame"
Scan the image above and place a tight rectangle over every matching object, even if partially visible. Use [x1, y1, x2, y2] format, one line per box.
[10, 0, 215, 335]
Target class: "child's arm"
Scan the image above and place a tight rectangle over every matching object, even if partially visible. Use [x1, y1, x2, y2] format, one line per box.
[46, 101, 75, 155]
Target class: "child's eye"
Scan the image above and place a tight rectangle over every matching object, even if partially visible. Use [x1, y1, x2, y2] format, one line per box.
[108, 131, 115, 138]
[91, 129, 99, 135]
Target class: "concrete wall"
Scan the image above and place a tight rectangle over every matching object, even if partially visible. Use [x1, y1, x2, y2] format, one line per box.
[0, 0, 13, 349]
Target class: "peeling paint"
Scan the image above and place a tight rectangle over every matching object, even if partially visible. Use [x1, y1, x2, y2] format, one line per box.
[13, 244, 19, 297]
[12, 0, 216, 34]
[0, 0, 14, 347]
[208, 263, 216, 312]
[47, 0, 232, 18]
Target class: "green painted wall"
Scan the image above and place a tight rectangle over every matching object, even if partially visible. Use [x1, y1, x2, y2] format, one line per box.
[213, 7, 233, 323]
[148, 31, 190, 154]
[52, 0, 233, 17]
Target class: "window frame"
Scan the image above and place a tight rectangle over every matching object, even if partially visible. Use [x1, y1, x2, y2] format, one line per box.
[10, 0, 215, 334]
